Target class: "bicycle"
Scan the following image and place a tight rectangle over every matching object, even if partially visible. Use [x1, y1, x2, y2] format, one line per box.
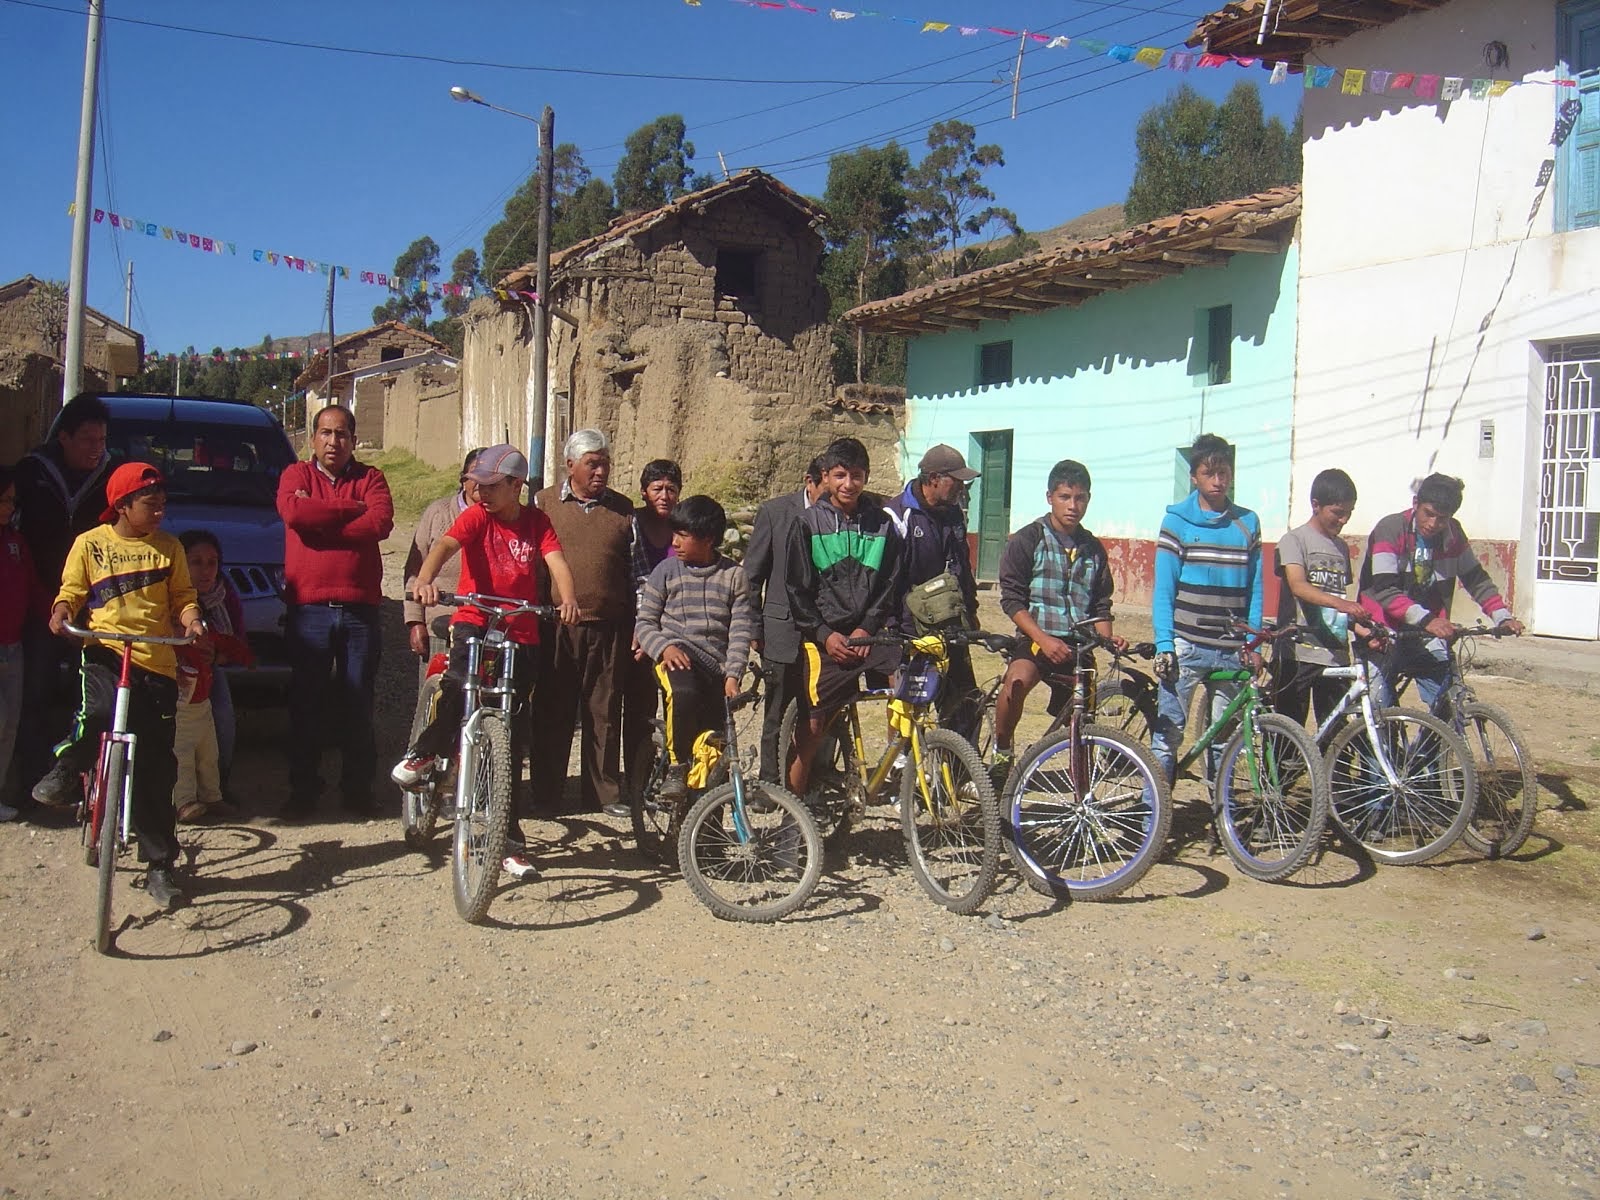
[992, 620, 1172, 900]
[676, 669, 823, 923]
[401, 614, 457, 850]
[397, 591, 554, 923]
[1391, 624, 1537, 859]
[1158, 619, 1332, 882]
[780, 627, 1001, 915]
[626, 651, 767, 862]
[973, 633, 1160, 758]
[1308, 632, 1479, 865]
[64, 622, 200, 954]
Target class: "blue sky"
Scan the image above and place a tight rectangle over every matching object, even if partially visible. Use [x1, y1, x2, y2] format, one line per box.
[0, 0, 1300, 355]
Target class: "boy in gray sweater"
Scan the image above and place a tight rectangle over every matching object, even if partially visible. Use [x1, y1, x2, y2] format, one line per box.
[634, 495, 758, 799]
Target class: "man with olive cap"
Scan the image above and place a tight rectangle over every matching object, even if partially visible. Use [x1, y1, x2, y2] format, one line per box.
[882, 444, 982, 737]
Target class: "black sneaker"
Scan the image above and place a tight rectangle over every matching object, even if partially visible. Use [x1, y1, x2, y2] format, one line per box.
[144, 867, 183, 910]
[31, 760, 79, 808]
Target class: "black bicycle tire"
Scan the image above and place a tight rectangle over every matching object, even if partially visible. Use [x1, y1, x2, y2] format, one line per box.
[452, 715, 513, 923]
[1095, 677, 1159, 745]
[1212, 713, 1330, 882]
[678, 780, 824, 922]
[627, 729, 677, 864]
[1456, 701, 1537, 859]
[1325, 707, 1476, 865]
[778, 698, 855, 846]
[1005, 724, 1172, 900]
[94, 744, 123, 954]
[900, 727, 1001, 914]
[401, 675, 445, 849]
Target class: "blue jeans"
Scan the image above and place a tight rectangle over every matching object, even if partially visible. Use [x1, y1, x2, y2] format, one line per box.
[1369, 637, 1454, 715]
[287, 603, 381, 804]
[1150, 638, 1243, 785]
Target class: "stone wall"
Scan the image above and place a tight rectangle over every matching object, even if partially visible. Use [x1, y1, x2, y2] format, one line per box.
[304, 324, 447, 427]
[0, 351, 67, 465]
[383, 366, 464, 472]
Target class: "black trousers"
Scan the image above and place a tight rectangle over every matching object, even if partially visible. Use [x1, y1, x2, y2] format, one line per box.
[656, 662, 722, 765]
[936, 642, 981, 743]
[759, 655, 796, 783]
[57, 645, 179, 866]
[1271, 656, 1346, 729]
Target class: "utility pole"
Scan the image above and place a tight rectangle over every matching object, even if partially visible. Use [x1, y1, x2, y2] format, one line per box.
[63, 0, 105, 403]
[531, 104, 554, 485]
[325, 269, 337, 425]
[124, 259, 133, 327]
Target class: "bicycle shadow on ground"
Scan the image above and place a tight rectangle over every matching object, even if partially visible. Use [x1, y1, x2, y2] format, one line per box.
[778, 872, 884, 923]
[109, 892, 312, 961]
[1406, 830, 1565, 869]
[483, 870, 661, 931]
[993, 853, 1233, 922]
[1539, 770, 1590, 813]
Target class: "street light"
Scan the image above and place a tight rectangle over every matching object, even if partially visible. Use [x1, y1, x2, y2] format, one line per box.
[451, 85, 554, 484]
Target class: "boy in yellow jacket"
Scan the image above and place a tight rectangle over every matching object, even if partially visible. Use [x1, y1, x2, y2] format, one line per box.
[33, 462, 204, 910]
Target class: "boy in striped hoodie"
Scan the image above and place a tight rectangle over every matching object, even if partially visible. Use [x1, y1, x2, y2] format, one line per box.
[1358, 473, 1522, 711]
[1150, 433, 1263, 784]
[634, 495, 758, 800]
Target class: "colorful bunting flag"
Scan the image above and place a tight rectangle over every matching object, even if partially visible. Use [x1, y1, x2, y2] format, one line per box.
[1441, 76, 1465, 101]
[1269, 61, 1288, 84]
[1369, 70, 1391, 94]
[1169, 51, 1195, 71]
[1470, 78, 1491, 99]
[1341, 68, 1366, 95]
[921, 20, 947, 31]
[1134, 46, 1165, 67]
[1490, 80, 1513, 97]
[1414, 73, 1441, 99]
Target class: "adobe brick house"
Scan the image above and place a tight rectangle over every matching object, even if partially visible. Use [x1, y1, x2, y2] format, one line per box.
[0, 275, 144, 464]
[461, 171, 903, 498]
[294, 320, 455, 446]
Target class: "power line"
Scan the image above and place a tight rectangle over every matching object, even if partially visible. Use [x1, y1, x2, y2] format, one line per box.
[0, 0, 1003, 87]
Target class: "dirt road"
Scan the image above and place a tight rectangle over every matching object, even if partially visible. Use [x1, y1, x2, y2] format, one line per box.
[3, 571, 1597, 1199]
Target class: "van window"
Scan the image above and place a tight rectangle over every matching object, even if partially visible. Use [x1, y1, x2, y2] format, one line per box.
[109, 419, 297, 506]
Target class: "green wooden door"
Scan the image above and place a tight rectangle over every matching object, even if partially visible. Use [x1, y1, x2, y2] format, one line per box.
[974, 430, 1014, 579]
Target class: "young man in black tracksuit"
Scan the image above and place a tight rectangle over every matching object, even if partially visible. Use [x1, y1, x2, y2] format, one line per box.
[882, 444, 980, 738]
[784, 438, 901, 797]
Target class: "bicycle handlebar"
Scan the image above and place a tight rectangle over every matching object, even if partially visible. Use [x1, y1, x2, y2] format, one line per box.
[405, 591, 557, 621]
[63, 622, 201, 647]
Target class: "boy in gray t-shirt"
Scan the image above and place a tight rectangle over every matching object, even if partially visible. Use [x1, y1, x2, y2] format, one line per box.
[1272, 469, 1371, 727]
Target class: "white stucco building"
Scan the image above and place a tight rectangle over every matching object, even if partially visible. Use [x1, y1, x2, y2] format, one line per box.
[1197, 0, 1600, 638]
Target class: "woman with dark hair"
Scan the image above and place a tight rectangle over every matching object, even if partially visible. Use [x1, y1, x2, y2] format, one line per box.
[617, 459, 683, 817]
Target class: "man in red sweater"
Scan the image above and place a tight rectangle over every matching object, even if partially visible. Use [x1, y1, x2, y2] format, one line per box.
[276, 404, 395, 820]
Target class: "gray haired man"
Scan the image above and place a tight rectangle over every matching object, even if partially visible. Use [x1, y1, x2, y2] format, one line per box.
[531, 430, 638, 816]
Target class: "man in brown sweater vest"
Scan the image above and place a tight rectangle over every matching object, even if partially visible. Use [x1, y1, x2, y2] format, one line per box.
[532, 429, 636, 815]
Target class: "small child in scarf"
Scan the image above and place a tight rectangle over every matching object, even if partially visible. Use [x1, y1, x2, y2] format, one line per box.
[175, 531, 254, 823]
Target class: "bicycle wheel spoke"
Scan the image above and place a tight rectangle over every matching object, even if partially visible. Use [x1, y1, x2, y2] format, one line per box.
[1214, 715, 1327, 882]
[680, 782, 821, 921]
[902, 729, 1000, 913]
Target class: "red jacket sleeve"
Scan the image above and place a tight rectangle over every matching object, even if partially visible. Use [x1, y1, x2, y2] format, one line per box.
[277, 462, 363, 533]
[342, 468, 395, 542]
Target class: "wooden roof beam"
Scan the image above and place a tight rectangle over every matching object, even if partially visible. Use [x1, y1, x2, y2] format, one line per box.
[1162, 249, 1229, 267]
[917, 312, 982, 331]
[1114, 260, 1186, 278]
[1213, 235, 1288, 254]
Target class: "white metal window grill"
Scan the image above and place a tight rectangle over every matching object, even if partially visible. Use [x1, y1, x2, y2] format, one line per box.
[1539, 342, 1600, 584]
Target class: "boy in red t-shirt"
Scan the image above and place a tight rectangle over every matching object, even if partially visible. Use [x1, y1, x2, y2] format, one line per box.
[393, 445, 578, 875]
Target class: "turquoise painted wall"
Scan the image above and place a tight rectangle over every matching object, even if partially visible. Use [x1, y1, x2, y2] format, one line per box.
[901, 246, 1298, 544]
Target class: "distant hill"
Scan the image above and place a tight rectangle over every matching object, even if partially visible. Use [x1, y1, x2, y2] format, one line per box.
[1032, 203, 1129, 252]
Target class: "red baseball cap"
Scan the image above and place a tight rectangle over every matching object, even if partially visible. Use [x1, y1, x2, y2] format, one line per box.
[100, 461, 166, 522]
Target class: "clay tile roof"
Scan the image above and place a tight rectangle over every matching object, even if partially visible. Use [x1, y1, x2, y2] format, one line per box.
[1188, 0, 1447, 65]
[498, 170, 826, 291]
[844, 186, 1301, 335]
[294, 320, 451, 387]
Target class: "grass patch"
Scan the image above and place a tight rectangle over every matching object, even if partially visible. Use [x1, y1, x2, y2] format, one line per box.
[366, 449, 459, 531]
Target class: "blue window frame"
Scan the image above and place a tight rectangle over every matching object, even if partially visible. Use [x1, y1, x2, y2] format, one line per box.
[1558, 0, 1600, 232]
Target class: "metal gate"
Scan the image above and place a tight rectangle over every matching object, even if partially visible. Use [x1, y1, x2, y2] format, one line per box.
[1536, 344, 1600, 638]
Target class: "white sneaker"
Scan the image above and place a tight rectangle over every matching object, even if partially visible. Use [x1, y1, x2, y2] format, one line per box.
[0, 802, 17, 822]
[502, 853, 540, 880]
[390, 753, 436, 788]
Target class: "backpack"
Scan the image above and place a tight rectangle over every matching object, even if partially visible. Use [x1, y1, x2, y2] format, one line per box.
[905, 572, 970, 634]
